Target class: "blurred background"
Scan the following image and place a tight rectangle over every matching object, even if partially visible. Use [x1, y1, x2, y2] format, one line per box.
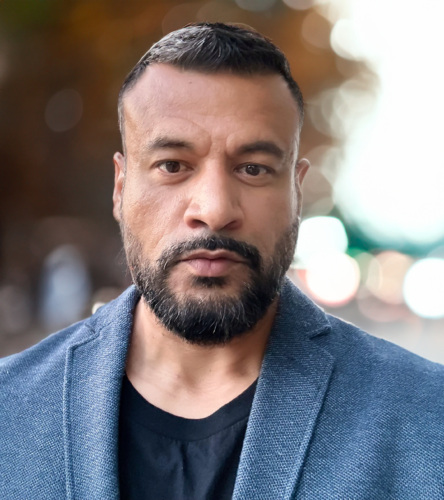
[1, 0, 444, 362]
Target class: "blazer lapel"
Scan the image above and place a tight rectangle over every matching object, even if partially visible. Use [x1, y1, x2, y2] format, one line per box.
[62, 287, 139, 500]
[62, 280, 332, 499]
[233, 280, 334, 500]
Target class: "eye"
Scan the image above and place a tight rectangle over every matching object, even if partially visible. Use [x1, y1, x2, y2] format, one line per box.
[239, 164, 269, 176]
[158, 160, 184, 173]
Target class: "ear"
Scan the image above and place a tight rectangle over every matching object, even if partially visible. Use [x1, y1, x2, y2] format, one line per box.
[112, 152, 125, 222]
[296, 158, 310, 186]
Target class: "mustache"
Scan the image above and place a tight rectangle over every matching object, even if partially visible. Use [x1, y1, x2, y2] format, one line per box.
[157, 235, 261, 272]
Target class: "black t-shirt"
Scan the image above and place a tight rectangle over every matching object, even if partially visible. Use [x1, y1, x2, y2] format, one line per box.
[118, 375, 256, 500]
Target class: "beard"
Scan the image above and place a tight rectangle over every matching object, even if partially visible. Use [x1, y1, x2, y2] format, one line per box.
[121, 223, 299, 346]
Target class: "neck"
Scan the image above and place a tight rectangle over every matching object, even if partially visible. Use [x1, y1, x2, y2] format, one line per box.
[125, 297, 277, 418]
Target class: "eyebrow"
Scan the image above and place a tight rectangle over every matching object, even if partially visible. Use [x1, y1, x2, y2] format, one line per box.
[143, 136, 285, 160]
[143, 136, 195, 153]
[236, 140, 285, 160]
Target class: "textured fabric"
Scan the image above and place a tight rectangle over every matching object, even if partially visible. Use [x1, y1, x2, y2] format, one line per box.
[1, 279, 444, 499]
[118, 375, 254, 499]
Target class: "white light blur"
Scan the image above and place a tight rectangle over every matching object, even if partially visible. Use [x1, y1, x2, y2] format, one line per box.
[330, 19, 368, 60]
[92, 302, 106, 314]
[305, 252, 360, 306]
[331, 0, 444, 249]
[403, 258, 444, 319]
[295, 216, 348, 267]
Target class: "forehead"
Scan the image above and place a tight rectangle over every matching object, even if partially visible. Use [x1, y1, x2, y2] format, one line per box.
[122, 64, 300, 152]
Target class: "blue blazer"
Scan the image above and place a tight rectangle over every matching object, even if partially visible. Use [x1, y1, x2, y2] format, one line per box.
[1, 280, 444, 499]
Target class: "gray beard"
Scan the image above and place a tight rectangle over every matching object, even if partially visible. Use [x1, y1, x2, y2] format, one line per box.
[122, 224, 298, 346]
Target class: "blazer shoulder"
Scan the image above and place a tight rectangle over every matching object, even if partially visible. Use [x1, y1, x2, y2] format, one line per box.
[0, 317, 94, 386]
[0, 285, 138, 382]
[322, 313, 444, 408]
[327, 313, 443, 369]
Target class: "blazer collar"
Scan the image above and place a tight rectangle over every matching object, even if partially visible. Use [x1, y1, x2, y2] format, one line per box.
[63, 286, 139, 500]
[233, 279, 334, 499]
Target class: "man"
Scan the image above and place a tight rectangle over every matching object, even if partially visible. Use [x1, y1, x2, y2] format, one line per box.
[1, 23, 444, 500]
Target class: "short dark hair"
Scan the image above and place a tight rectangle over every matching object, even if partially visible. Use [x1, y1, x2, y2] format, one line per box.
[118, 22, 304, 146]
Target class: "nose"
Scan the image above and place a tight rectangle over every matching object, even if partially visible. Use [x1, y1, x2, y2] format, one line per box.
[183, 165, 243, 232]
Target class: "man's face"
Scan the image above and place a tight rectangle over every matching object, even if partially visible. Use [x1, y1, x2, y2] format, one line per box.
[113, 64, 309, 344]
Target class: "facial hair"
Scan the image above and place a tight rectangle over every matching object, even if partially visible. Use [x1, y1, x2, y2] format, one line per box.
[122, 224, 299, 346]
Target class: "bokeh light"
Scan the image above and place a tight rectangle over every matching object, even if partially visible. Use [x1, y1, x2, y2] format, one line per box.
[301, 11, 332, 50]
[304, 251, 360, 306]
[365, 251, 413, 305]
[45, 89, 83, 132]
[295, 216, 348, 267]
[332, 0, 444, 251]
[403, 258, 444, 319]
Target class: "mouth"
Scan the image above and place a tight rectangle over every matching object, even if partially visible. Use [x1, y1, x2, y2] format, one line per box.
[179, 250, 247, 277]
[181, 250, 246, 263]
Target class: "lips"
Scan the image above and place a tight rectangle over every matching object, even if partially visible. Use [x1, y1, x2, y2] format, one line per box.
[180, 250, 246, 277]
[182, 250, 246, 263]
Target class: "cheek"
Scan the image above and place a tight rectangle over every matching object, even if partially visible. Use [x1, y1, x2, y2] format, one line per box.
[245, 191, 297, 252]
[122, 182, 183, 255]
